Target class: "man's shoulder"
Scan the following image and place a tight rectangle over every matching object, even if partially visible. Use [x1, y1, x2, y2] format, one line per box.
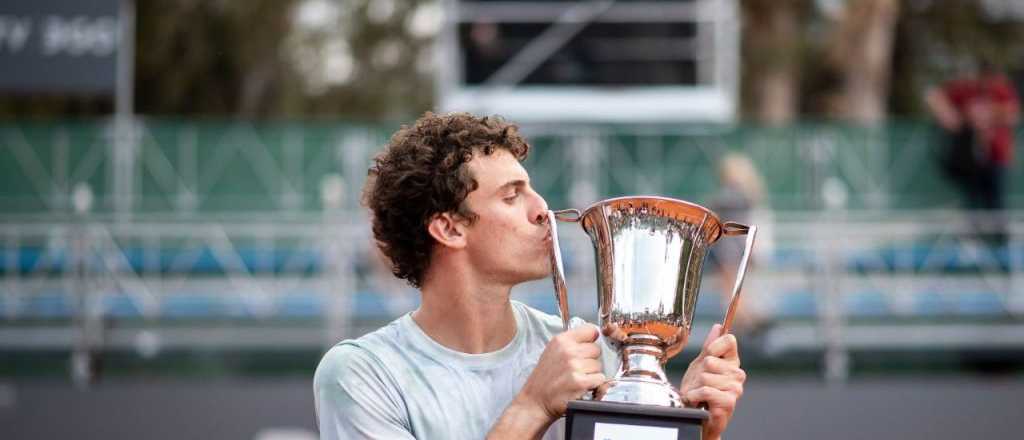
[315, 340, 386, 387]
[313, 323, 415, 438]
[315, 319, 407, 385]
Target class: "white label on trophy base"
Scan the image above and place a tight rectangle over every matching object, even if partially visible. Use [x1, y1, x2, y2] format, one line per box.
[592, 423, 677, 440]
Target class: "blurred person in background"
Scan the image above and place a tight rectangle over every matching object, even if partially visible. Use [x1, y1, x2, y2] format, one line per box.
[709, 153, 771, 337]
[926, 61, 1020, 245]
[314, 113, 746, 440]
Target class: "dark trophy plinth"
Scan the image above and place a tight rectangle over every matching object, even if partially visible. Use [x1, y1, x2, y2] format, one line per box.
[565, 400, 708, 440]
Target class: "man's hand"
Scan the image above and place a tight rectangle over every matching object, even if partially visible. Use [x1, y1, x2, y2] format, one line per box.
[488, 324, 605, 439]
[679, 324, 745, 440]
[520, 323, 606, 418]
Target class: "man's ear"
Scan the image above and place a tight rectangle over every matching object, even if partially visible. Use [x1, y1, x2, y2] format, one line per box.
[427, 212, 468, 249]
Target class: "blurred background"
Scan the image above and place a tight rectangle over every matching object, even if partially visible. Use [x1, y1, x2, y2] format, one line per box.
[2, 0, 1024, 439]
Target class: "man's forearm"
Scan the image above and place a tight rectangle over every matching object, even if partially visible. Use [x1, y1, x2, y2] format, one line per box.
[924, 88, 960, 131]
[487, 395, 555, 440]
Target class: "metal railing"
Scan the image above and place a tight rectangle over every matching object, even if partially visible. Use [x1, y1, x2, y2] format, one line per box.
[3, 119, 1024, 383]
[1, 209, 1023, 383]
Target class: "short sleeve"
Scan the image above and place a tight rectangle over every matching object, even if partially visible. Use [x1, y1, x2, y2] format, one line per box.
[314, 343, 416, 440]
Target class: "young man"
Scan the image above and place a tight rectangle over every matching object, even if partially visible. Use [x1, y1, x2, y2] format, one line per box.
[314, 113, 746, 440]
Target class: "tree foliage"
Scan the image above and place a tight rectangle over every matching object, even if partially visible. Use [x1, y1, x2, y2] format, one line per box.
[0, 0, 436, 120]
[0, 0, 1020, 121]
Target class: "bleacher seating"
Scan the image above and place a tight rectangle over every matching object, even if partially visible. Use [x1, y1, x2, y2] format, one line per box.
[1, 242, 1019, 323]
[2, 120, 1022, 367]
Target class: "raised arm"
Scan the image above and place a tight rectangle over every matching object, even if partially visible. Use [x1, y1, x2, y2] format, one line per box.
[487, 324, 606, 439]
[679, 324, 747, 440]
[924, 86, 962, 132]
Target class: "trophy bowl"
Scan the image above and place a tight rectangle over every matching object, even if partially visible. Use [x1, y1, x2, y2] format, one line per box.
[548, 196, 756, 408]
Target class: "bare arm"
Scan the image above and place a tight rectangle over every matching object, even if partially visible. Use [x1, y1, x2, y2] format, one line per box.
[487, 324, 606, 439]
[924, 87, 962, 132]
[679, 324, 747, 440]
[486, 395, 555, 440]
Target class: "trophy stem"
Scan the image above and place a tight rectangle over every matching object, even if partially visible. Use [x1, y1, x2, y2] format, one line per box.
[593, 334, 684, 407]
[620, 335, 669, 382]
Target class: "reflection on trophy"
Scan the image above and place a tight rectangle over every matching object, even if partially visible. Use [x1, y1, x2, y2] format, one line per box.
[548, 196, 756, 439]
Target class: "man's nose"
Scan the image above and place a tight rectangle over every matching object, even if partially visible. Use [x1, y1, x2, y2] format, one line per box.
[534, 210, 548, 226]
[531, 194, 550, 225]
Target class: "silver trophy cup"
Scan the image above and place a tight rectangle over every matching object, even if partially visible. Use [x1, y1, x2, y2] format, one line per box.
[548, 196, 756, 408]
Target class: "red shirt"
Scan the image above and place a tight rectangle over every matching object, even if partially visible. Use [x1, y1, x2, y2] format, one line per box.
[943, 74, 1020, 166]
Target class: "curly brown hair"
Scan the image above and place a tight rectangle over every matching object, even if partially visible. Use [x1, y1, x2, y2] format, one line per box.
[363, 112, 531, 288]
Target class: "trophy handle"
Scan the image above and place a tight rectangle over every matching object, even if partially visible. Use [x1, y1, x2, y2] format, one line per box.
[548, 210, 579, 331]
[719, 222, 758, 335]
[552, 208, 582, 223]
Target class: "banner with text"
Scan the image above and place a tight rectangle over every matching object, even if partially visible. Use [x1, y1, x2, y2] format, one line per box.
[0, 0, 119, 94]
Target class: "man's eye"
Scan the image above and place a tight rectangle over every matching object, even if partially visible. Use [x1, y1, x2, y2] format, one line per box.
[504, 193, 518, 202]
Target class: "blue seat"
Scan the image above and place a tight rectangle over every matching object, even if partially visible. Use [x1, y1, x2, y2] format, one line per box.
[23, 292, 73, 318]
[769, 247, 814, 271]
[161, 294, 230, 318]
[956, 292, 1005, 316]
[352, 290, 420, 320]
[122, 246, 328, 275]
[275, 292, 324, 318]
[103, 295, 142, 318]
[847, 242, 1017, 273]
[844, 291, 890, 318]
[0, 246, 70, 274]
[776, 290, 817, 319]
[913, 291, 952, 316]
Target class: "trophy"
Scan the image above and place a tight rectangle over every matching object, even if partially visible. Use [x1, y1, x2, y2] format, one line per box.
[547, 196, 757, 440]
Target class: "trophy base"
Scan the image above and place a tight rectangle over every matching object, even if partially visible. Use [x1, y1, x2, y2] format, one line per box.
[565, 400, 708, 440]
[594, 376, 684, 407]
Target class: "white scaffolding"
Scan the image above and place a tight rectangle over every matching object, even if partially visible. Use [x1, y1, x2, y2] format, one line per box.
[437, 0, 740, 122]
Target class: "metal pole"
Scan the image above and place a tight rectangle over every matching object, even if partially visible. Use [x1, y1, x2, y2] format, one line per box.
[820, 215, 848, 384]
[73, 0, 136, 386]
[113, 0, 136, 222]
[436, 0, 460, 110]
[717, 0, 740, 118]
[322, 180, 352, 348]
[117, 0, 134, 118]
[71, 186, 97, 388]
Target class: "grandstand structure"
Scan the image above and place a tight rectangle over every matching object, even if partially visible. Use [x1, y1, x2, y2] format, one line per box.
[436, 0, 739, 122]
[1, 119, 1023, 383]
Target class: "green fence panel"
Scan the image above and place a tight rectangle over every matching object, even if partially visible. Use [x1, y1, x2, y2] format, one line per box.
[1, 119, 1021, 215]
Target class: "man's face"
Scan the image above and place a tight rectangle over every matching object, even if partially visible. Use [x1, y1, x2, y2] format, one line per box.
[460, 149, 552, 286]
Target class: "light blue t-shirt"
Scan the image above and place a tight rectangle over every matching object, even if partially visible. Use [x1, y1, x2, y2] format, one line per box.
[313, 300, 617, 439]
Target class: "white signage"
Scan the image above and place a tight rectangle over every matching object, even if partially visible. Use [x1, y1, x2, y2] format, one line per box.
[593, 422, 678, 440]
